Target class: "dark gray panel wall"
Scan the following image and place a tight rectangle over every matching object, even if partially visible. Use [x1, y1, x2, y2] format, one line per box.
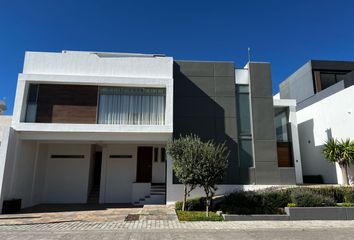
[249, 62, 281, 184]
[173, 61, 240, 183]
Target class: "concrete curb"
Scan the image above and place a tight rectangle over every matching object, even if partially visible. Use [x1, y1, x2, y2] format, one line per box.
[223, 207, 354, 221]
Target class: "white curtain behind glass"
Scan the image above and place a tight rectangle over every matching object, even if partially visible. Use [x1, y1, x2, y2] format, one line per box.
[98, 87, 166, 125]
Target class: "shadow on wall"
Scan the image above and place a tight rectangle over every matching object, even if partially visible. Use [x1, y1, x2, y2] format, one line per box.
[172, 62, 252, 185]
[298, 119, 338, 183]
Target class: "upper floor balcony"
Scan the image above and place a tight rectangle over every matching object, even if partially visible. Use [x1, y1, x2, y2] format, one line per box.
[11, 51, 173, 141]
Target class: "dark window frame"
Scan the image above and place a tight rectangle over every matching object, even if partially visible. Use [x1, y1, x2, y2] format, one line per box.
[312, 70, 350, 93]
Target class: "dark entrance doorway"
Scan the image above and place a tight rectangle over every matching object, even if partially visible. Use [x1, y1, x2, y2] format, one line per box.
[88, 152, 102, 204]
[136, 147, 153, 182]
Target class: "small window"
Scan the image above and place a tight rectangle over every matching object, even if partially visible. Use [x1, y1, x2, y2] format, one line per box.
[154, 148, 158, 162]
[109, 155, 132, 158]
[160, 148, 166, 162]
[51, 155, 84, 158]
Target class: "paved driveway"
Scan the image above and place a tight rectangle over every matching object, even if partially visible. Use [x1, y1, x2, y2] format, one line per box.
[0, 204, 177, 225]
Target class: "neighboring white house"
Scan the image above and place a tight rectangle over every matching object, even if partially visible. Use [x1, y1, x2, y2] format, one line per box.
[0, 51, 302, 211]
[279, 60, 354, 184]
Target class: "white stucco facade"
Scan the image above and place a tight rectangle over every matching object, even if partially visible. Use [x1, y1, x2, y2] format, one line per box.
[297, 85, 354, 184]
[0, 51, 173, 210]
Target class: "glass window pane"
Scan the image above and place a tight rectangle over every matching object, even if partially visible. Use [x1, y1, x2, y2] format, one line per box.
[240, 139, 253, 168]
[238, 85, 249, 93]
[98, 87, 166, 125]
[27, 84, 39, 103]
[25, 103, 37, 122]
[274, 109, 289, 142]
[335, 73, 346, 82]
[236, 85, 251, 136]
[320, 73, 336, 90]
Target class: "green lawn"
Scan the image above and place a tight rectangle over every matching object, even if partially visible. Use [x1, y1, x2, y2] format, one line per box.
[176, 210, 223, 221]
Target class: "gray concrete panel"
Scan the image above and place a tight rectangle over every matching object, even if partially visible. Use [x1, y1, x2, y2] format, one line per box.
[279, 168, 296, 184]
[214, 97, 236, 117]
[251, 98, 276, 140]
[249, 62, 273, 98]
[215, 77, 235, 96]
[255, 162, 280, 184]
[174, 97, 215, 117]
[252, 140, 278, 163]
[215, 117, 237, 140]
[173, 118, 216, 140]
[214, 62, 235, 76]
[174, 61, 214, 76]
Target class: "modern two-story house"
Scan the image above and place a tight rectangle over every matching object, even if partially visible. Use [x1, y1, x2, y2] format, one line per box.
[0, 51, 302, 211]
[278, 60, 354, 184]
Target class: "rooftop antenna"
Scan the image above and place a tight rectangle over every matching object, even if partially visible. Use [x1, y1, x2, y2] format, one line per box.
[248, 47, 251, 63]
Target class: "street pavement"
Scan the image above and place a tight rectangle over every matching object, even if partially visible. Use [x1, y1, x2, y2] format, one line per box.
[0, 227, 354, 239]
[0, 220, 354, 239]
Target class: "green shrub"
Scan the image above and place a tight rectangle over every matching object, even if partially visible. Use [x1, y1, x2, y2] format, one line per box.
[290, 188, 336, 207]
[309, 187, 346, 203]
[175, 197, 205, 211]
[219, 191, 264, 214]
[344, 190, 354, 203]
[260, 190, 290, 214]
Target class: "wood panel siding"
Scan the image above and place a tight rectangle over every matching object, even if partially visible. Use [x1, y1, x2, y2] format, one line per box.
[313, 71, 322, 93]
[36, 84, 98, 123]
[277, 142, 293, 167]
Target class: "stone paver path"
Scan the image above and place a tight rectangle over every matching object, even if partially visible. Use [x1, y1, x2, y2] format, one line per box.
[0, 204, 176, 225]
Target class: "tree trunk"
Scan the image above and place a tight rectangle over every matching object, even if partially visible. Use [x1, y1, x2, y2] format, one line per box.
[182, 185, 187, 211]
[206, 195, 210, 217]
[341, 165, 349, 185]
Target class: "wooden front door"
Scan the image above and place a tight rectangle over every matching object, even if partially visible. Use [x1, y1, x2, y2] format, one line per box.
[277, 142, 293, 167]
[136, 147, 153, 182]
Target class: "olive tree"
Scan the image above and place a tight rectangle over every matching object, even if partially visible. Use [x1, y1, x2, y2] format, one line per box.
[323, 138, 354, 185]
[196, 141, 229, 216]
[166, 134, 202, 211]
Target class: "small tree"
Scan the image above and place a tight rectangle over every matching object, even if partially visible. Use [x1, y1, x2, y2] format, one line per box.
[323, 138, 354, 185]
[196, 141, 229, 216]
[166, 134, 202, 211]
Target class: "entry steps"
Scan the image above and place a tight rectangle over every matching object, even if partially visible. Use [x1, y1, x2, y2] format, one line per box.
[134, 183, 166, 205]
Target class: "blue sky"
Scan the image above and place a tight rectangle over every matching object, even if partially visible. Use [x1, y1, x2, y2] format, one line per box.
[1, 0, 354, 115]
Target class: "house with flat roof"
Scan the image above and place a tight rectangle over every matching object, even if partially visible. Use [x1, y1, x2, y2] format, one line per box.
[0, 51, 302, 211]
[278, 60, 354, 184]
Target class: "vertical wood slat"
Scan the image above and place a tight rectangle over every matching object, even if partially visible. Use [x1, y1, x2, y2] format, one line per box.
[277, 142, 293, 167]
[313, 71, 322, 93]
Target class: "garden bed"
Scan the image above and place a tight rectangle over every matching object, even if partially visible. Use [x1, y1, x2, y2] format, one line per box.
[175, 186, 354, 221]
[176, 210, 223, 221]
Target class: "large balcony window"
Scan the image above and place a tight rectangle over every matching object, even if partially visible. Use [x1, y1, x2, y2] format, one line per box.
[23, 84, 166, 125]
[98, 87, 166, 125]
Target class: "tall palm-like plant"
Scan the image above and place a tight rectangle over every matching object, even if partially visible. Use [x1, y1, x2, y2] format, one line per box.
[323, 138, 354, 185]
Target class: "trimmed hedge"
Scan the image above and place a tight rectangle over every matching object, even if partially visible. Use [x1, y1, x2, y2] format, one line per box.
[289, 188, 336, 207]
[175, 187, 354, 215]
